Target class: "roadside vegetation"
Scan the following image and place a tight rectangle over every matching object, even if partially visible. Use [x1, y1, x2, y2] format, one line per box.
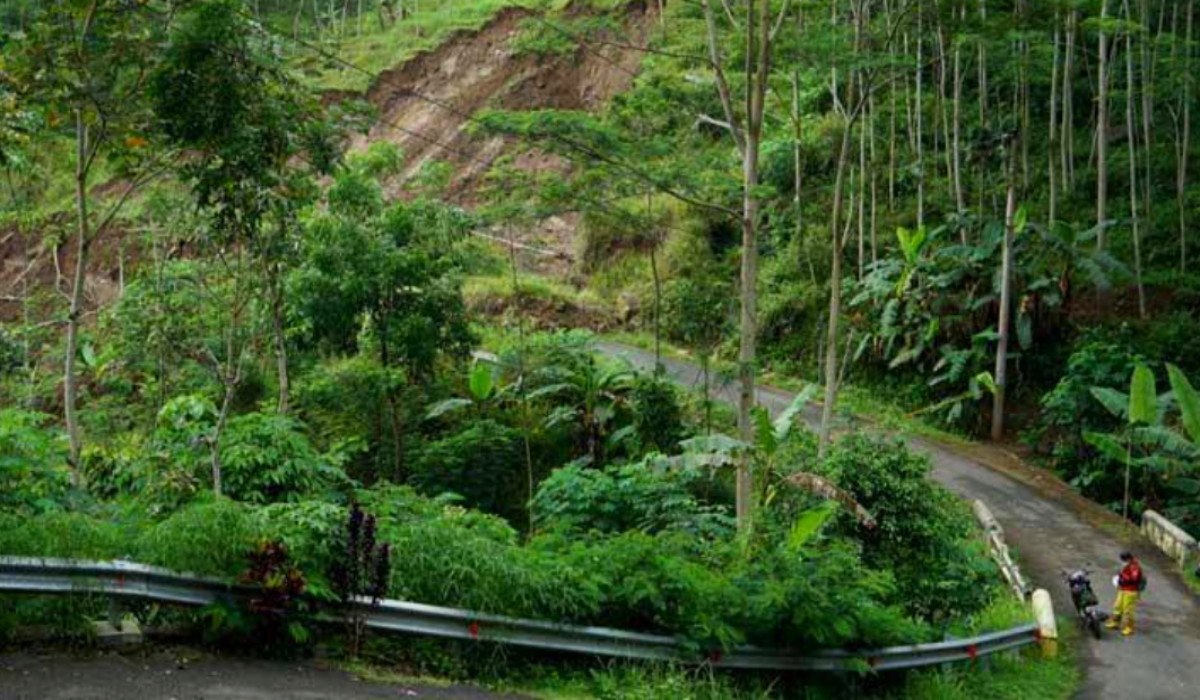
[2, 0, 1197, 697]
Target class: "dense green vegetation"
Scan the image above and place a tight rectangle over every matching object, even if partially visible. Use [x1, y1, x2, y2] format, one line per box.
[2, 0, 1198, 697]
[464, 0, 1200, 537]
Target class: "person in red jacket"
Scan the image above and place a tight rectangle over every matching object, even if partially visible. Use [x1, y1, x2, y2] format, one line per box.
[1106, 551, 1145, 636]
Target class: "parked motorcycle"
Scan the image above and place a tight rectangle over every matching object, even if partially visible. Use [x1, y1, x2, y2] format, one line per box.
[1063, 569, 1106, 640]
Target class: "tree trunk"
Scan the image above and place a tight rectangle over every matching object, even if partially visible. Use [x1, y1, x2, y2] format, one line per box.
[377, 317, 404, 480]
[952, 5, 966, 222]
[1063, 9, 1077, 189]
[1139, 0, 1155, 263]
[65, 110, 91, 487]
[1049, 19, 1061, 223]
[818, 123, 855, 458]
[868, 92, 878, 264]
[915, 23, 925, 228]
[735, 71, 761, 532]
[211, 373, 236, 496]
[1125, 5, 1148, 319]
[1097, 0, 1112, 249]
[857, 115, 866, 280]
[978, 0, 989, 128]
[648, 199, 663, 373]
[1018, 0, 1030, 188]
[991, 142, 1018, 441]
[792, 71, 804, 238]
[271, 267, 291, 414]
[700, 0, 773, 529]
[1180, 0, 1194, 271]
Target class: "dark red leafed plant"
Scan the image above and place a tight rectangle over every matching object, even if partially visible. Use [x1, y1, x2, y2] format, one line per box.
[240, 540, 309, 653]
[331, 502, 392, 656]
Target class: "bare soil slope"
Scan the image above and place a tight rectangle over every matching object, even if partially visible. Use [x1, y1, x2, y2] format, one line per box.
[353, 2, 656, 272]
[0, 4, 654, 323]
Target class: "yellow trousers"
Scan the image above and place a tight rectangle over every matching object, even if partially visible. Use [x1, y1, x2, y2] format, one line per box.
[1110, 590, 1139, 632]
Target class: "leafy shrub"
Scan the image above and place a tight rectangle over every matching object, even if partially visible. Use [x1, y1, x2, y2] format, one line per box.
[82, 433, 150, 501]
[1098, 312, 1200, 378]
[347, 141, 403, 179]
[544, 530, 921, 651]
[0, 409, 70, 513]
[0, 511, 123, 559]
[332, 503, 392, 655]
[1034, 339, 1139, 444]
[509, 18, 577, 57]
[0, 510, 131, 641]
[1030, 339, 1140, 496]
[732, 537, 925, 650]
[293, 355, 403, 481]
[381, 509, 601, 622]
[546, 531, 742, 648]
[138, 394, 219, 504]
[630, 375, 685, 455]
[221, 413, 350, 504]
[531, 458, 733, 539]
[0, 326, 20, 376]
[136, 497, 261, 578]
[255, 500, 347, 599]
[812, 435, 995, 622]
[757, 249, 825, 372]
[410, 418, 526, 523]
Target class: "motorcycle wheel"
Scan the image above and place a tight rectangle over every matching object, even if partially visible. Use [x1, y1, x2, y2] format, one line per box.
[1089, 615, 1103, 640]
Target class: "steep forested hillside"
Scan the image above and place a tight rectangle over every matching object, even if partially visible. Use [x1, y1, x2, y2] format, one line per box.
[0, 1, 1197, 698]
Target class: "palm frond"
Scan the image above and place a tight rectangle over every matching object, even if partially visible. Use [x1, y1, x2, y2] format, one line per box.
[783, 472, 877, 529]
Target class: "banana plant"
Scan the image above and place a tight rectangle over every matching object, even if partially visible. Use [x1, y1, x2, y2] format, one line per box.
[526, 355, 634, 465]
[894, 225, 929, 298]
[1162, 366, 1200, 528]
[1085, 364, 1200, 525]
[675, 388, 876, 532]
[425, 361, 501, 420]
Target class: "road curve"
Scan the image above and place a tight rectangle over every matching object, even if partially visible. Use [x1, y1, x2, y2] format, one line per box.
[596, 340, 1200, 700]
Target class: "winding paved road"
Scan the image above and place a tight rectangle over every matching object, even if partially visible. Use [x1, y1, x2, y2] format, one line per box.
[597, 340, 1200, 700]
[0, 649, 528, 700]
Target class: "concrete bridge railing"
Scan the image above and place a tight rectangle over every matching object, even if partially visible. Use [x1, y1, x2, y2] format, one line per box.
[1141, 510, 1199, 571]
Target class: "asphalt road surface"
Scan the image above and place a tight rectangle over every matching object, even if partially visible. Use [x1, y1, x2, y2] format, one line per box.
[596, 340, 1200, 700]
[0, 649, 529, 700]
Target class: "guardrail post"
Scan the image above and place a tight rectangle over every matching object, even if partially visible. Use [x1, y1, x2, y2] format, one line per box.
[1031, 589, 1057, 658]
[107, 596, 124, 632]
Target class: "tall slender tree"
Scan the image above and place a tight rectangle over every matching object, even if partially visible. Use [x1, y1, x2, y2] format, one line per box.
[10, 1, 168, 485]
[1097, 0, 1113, 249]
[698, 0, 791, 528]
[991, 136, 1019, 441]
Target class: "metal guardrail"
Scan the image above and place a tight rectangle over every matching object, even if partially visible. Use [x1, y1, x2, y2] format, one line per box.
[0, 556, 1040, 672]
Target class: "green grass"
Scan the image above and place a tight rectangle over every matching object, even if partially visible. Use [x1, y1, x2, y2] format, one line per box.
[493, 665, 774, 700]
[293, 0, 530, 92]
[1183, 553, 1200, 595]
[464, 272, 606, 309]
[482, 647, 1079, 700]
[340, 660, 453, 689]
[288, 0, 634, 93]
[598, 329, 968, 446]
[886, 644, 1079, 700]
[944, 595, 1034, 638]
